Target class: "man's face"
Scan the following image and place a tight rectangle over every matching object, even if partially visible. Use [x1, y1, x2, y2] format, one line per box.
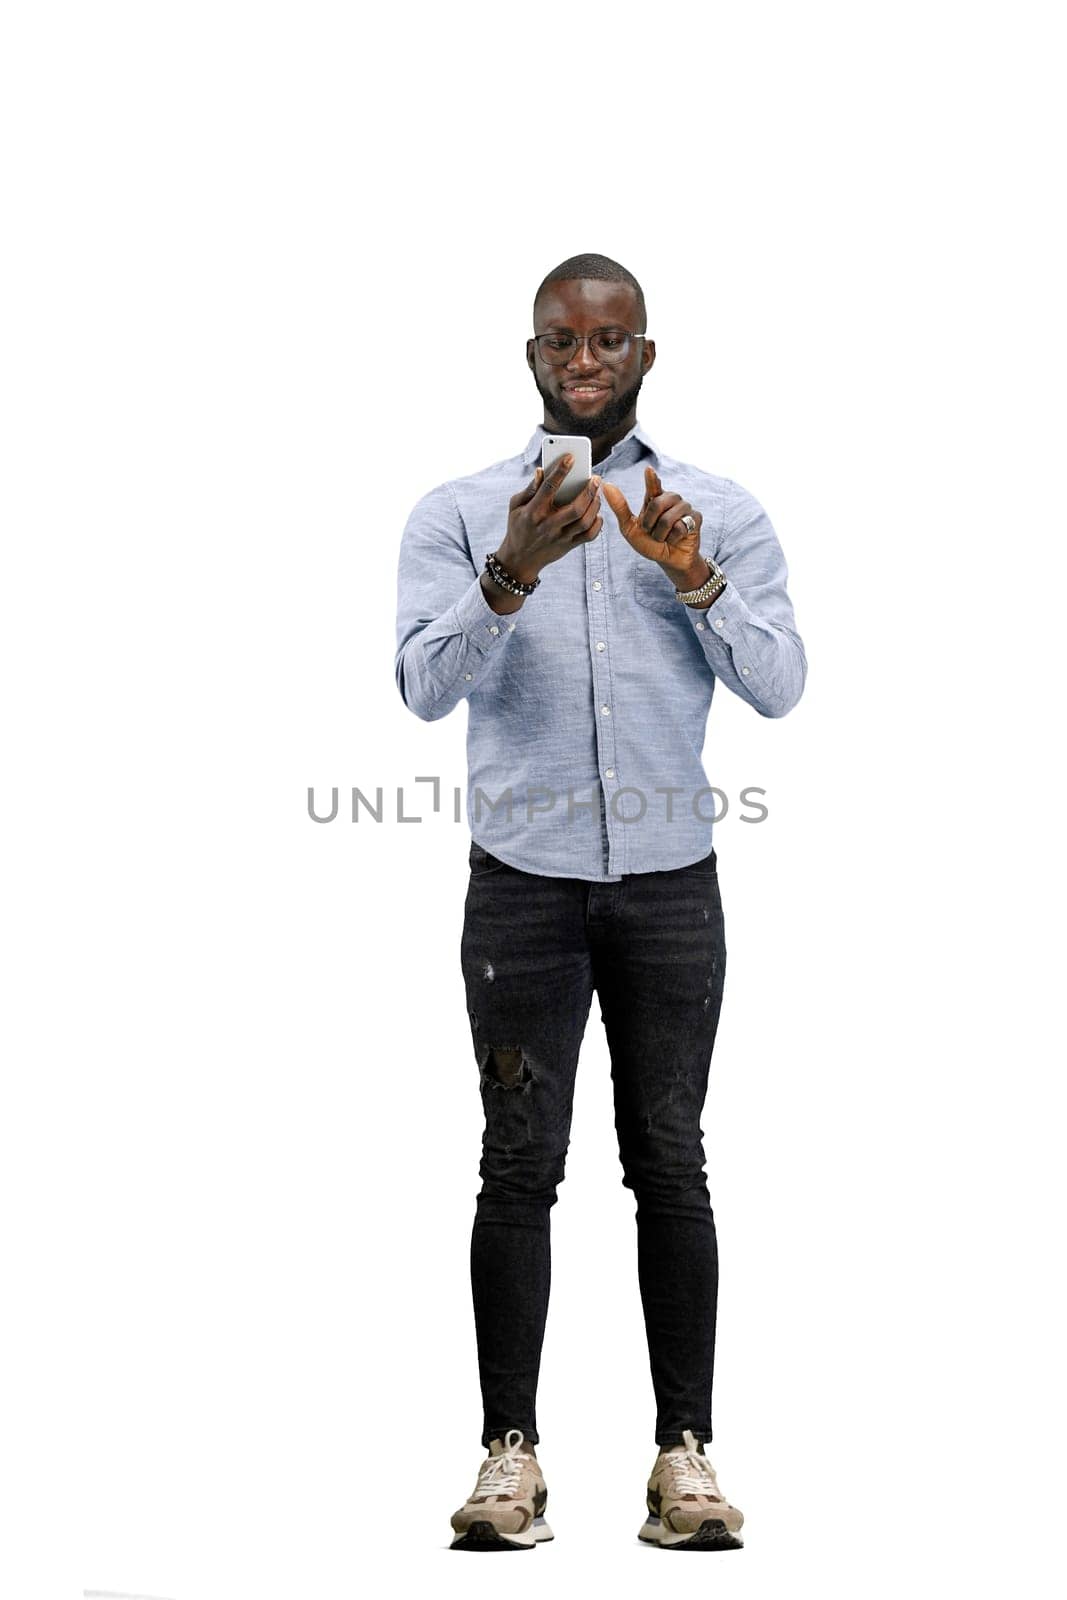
[527, 278, 655, 438]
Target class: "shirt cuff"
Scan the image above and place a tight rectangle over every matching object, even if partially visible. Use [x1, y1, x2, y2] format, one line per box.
[683, 578, 749, 641]
[454, 572, 522, 654]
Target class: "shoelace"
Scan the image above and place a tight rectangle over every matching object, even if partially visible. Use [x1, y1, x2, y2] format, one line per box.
[475, 1430, 530, 1497]
[665, 1444, 723, 1498]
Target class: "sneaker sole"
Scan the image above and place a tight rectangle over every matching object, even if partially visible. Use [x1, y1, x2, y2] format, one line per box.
[451, 1515, 554, 1551]
[638, 1513, 743, 1551]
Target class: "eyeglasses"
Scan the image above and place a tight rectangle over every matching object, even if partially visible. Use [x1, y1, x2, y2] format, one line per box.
[530, 328, 648, 366]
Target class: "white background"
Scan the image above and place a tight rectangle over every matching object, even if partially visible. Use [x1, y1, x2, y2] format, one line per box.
[2, 2, 1063, 1597]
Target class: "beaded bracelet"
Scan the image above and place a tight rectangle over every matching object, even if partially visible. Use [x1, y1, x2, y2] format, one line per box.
[485, 551, 540, 597]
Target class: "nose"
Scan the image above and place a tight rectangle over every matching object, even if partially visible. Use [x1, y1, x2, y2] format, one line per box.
[565, 336, 603, 374]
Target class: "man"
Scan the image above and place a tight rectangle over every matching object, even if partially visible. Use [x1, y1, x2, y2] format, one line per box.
[394, 253, 806, 1551]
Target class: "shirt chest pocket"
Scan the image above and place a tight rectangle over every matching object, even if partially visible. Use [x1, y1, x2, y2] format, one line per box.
[633, 558, 683, 615]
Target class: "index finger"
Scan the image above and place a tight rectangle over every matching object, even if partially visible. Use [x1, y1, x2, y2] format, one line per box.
[534, 451, 575, 504]
[639, 465, 660, 517]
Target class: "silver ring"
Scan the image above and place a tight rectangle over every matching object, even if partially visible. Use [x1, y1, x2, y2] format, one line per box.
[680, 514, 697, 534]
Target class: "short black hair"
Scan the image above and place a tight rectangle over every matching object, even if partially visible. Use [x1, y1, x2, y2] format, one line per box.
[533, 253, 646, 331]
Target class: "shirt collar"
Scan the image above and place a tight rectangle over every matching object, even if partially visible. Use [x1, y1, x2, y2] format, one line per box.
[521, 419, 658, 473]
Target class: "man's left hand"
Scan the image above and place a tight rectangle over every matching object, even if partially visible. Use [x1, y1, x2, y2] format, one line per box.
[602, 467, 709, 590]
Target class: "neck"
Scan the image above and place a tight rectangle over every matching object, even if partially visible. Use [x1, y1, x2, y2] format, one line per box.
[543, 410, 638, 467]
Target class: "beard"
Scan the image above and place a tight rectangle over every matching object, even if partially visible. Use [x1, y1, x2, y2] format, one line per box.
[533, 371, 645, 439]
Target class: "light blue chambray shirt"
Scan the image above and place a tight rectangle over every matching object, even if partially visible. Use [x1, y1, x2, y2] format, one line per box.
[394, 421, 806, 882]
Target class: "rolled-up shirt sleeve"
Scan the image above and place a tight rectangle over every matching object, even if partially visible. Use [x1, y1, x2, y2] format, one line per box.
[394, 481, 521, 722]
[684, 479, 807, 718]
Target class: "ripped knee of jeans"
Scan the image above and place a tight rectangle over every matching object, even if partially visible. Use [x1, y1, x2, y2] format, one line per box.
[480, 1043, 533, 1091]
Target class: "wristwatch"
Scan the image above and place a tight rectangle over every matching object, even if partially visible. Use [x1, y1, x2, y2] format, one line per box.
[675, 556, 727, 607]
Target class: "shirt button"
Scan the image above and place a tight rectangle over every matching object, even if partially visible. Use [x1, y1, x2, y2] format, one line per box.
[596, 640, 606, 651]
[605, 768, 615, 778]
[714, 619, 724, 629]
[696, 622, 705, 631]
[593, 580, 602, 591]
[741, 666, 750, 675]
[488, 625, 499, 635]
[601, 704, 611, 716]
[508, 622, 516, 631]
[464, 672, 473, 680]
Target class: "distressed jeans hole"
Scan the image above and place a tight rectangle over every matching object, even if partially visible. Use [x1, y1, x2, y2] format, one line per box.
[486, 1045, 531, 1090]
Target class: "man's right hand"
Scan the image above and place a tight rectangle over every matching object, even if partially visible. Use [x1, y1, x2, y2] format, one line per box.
[493, 454, 603, 585]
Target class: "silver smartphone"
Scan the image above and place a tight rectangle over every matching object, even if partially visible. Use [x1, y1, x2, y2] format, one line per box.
[540, 434, 592, 506]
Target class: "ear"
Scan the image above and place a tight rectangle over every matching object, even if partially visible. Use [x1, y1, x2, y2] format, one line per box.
[526, 337, 536, 372]
[641, 338, 656, 375]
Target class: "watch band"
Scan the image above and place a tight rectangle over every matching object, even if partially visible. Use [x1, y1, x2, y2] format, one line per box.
[675, 556, 727, 607]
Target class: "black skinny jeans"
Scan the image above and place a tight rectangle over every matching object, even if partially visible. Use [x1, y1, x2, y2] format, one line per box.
[460, 839, 727, 1449]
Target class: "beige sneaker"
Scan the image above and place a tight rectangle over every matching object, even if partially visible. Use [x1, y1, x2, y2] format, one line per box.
[638, 1428, 744, 1550]
[449, 1428, 553, 1551]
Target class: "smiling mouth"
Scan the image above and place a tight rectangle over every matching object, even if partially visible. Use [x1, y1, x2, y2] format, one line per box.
[562, 385, 610, 399]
